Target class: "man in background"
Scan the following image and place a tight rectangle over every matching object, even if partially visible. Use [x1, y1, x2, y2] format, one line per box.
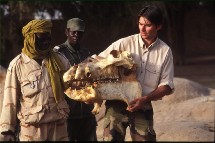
[0, 19, 70, 141]
[53, 18, 97, 141]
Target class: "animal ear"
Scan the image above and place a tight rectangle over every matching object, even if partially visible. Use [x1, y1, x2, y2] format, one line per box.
[110, 50, 120, 58]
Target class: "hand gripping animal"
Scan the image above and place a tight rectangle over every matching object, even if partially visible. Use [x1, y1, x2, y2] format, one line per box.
[63, 50, 142, 114]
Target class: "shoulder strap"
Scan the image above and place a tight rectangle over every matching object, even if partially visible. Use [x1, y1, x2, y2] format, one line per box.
[54, 44, 71, 59]
[57, 44, 72, 59]
[53, 43, 67, 52]
[53, 44, 76, 65]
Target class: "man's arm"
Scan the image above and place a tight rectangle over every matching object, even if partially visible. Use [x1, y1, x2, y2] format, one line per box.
[0, 60, 20, 141]
[127, 85, 172, 112]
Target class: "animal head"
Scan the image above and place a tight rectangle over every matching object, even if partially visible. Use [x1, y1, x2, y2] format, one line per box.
[63, 50, 137, 103]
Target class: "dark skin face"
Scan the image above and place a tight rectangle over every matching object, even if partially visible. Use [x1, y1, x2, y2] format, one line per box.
[35, 32, 52, 51]
[34, 32, 51, 65]
[65, 28, 83, 47]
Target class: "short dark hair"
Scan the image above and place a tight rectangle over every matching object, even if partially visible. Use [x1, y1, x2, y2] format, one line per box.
[138, 5, 163, 26]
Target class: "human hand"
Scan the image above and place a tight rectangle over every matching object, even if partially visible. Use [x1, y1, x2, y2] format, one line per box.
[127, 96, 148, 112]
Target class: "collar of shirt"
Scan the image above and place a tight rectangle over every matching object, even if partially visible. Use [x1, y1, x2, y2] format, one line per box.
[138, 34, 159, 51]
[65, 40, 77, 53]
[21, 53, 45, 66]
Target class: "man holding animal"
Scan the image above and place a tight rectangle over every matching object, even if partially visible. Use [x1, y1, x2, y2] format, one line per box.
[61, 5, 174, 141]
[95, 5, 174, 141]
[63, 50, 142, 115]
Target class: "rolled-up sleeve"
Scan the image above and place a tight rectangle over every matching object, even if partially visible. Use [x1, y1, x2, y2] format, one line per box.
[158, 49, 174, 94]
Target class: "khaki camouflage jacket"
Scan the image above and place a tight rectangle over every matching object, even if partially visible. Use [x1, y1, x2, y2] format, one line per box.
[0, 52, 70, 134]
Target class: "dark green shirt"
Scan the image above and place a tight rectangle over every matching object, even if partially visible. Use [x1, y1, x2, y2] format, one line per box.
[53, 40, 95, 119]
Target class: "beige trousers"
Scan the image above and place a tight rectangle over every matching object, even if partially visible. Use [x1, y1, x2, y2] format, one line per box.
[19, 119, 69, 141]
